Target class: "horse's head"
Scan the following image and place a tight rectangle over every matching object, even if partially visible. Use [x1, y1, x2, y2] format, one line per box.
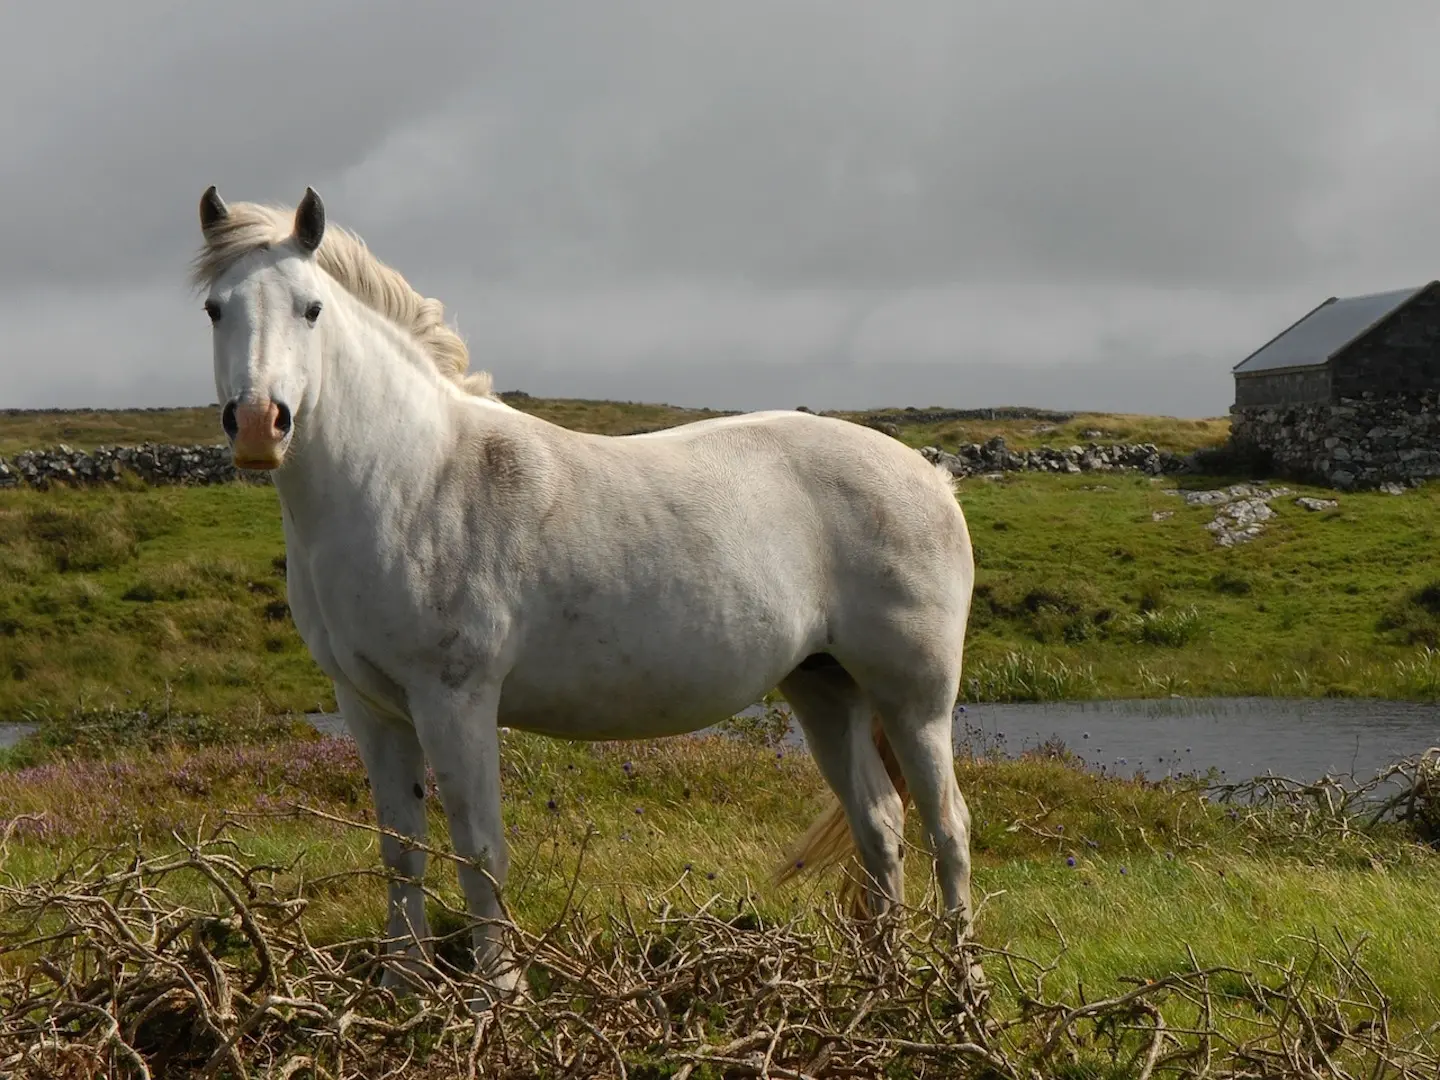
[196, 186, 330, 471]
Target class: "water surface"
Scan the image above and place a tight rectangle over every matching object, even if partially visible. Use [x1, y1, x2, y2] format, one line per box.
[301, 696, 1439, 785]
[5, 697, 1435, 787]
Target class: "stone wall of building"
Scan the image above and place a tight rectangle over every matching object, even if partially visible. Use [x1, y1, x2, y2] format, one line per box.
[1228, 393, 1440, 490]
[1233, 365, 1331, 408]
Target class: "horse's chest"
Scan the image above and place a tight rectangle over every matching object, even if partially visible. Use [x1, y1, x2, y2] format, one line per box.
[286, 547, 442, 678]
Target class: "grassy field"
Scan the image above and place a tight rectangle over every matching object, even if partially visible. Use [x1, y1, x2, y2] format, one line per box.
[1, 399, 1231, 456]
[2, 466, 1439, 722]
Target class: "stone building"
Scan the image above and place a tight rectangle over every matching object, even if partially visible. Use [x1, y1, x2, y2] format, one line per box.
[1228, 282, 1440, 489]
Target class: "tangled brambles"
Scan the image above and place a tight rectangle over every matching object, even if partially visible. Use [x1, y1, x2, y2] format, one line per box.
[1, 802, 1437, 1079]
[1209, 746, 1440, 852]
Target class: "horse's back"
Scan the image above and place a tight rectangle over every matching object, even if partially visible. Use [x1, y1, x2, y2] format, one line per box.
[560, 408, 972, 608]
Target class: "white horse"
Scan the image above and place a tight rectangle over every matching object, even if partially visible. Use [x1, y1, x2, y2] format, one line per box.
[190, 185, 977, 1003]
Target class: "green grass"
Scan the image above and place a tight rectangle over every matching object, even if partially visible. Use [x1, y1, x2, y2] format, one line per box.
[3, 464, 1438, 721]
[955, 470, 1440, 701]
[3, 726, 1437, 1039]
[0, 483, 331, 721]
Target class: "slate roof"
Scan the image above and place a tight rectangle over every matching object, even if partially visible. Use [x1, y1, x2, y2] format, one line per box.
[1233, 284, 1434, 375]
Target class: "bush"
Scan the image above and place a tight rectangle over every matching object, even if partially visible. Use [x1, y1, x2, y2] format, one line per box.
[1121, 606, 1204, 647]
[1376, 581, 1440, 648]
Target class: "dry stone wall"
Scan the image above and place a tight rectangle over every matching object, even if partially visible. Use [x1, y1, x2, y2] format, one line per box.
[1228, 393, 1440, 490]
[0, 444, 269, 490]
[920, 436, 1185, 478]
[0, 434, 1189, 490]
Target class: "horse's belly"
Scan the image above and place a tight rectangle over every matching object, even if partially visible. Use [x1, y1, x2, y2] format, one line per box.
[496, 619, 800, 739]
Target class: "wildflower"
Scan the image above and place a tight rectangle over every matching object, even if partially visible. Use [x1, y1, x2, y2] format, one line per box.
[1119, 866, 1128, 875]
[707, 871, 716, 880]
[634, 806, 644, 816]
[546, 799, 557, 812]
[1066, 856, 1076, 868]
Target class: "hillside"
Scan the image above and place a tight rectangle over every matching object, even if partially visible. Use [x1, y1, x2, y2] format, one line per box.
[1, 398, 1232, 457]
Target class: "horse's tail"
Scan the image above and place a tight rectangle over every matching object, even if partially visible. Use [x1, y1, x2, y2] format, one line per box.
[773, 713, 911, 917]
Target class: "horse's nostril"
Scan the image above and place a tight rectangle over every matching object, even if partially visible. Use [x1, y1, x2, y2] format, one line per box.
[221, 401, 238, 439]
[274, 402, 293, 435]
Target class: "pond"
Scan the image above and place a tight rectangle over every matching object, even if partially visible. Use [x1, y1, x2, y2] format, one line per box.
[4, 697, 1436, 787]
[298, 696, 1439, 786]
[952, 696, 1439, 784]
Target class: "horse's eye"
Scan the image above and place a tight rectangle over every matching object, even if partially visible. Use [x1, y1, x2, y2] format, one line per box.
[204, 300, 221, 323]
[305, 301, 323, 324]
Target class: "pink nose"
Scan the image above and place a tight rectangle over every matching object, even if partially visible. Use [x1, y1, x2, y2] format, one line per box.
[227, 400, 291, 469]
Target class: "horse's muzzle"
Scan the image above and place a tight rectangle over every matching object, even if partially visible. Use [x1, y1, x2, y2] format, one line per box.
[225, 399, 292, 470]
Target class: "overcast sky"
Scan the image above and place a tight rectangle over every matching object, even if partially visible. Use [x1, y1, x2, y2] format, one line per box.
[4, 1, 1440, 418]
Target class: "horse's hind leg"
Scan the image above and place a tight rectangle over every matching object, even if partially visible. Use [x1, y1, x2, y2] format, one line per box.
[863, 660, 974, 928]
[778, 660, 907, 917]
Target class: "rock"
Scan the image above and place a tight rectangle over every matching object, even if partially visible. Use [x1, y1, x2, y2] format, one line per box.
[1152, 510, 1174, 521]
[1379, 481, 1406, 495]
[1295, 496, 1338, 511]
[1205, 497, 1275, 547]
[1182, 484, 1293, 546]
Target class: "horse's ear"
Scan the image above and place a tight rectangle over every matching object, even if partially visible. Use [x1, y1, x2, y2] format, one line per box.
[199, 185, 228, 233]
[294, 187, 326, 254]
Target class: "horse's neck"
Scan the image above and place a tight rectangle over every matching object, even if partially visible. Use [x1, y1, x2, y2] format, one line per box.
[273, 307, 458, 546]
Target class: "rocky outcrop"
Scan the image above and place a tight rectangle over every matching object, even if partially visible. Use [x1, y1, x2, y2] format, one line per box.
[1187, 484, 1293, 547]
[0, 444, 268, 489]
[1229, 393, 1440, 490]
[919, 436, 1184, 478]
[1159, 483, 1308, 547]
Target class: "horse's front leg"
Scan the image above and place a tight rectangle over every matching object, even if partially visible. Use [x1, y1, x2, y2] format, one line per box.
[334, 682, 435, 990]
[409, 679, 521, 1009]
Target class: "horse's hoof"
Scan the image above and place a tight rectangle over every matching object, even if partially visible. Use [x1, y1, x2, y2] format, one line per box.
[465, 974, 528, 1015]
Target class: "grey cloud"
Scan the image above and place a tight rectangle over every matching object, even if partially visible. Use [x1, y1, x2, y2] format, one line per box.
[4, 1, 1440, 416]
[0, 1, 490, 288]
